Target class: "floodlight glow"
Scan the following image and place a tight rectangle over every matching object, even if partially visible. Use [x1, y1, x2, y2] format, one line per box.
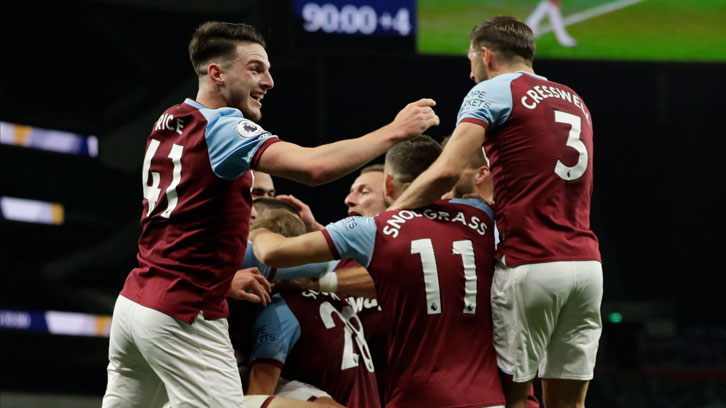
[0, 196, 64, 225]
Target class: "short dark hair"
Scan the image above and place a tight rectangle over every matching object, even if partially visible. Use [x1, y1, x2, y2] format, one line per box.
[385, 135, 441, 184]
[360, 163, 384, 175]
[470, 16, 535, 64]
[188, 21, 266, 75]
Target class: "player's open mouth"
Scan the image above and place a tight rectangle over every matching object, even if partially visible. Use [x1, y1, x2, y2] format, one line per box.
[250, 92, 264, 107]
[348, 210, 360, 216]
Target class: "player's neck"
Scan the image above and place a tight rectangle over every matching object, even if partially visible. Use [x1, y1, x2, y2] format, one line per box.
[491, 63, 535, 78]
[478, 189, 493, 203]
[195, 82, 227, 110]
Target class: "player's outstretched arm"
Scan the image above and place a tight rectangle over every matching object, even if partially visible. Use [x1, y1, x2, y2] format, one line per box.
[251, 228, 334, 268]
[275, 266, 376, 299]
[337, 267, 376, 299]
[257, 99, 439, 186]
[391, 122, 486, 210]
[327, 267, 377, 299]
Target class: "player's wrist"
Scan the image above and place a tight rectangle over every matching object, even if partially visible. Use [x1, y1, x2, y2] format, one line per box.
[318, 271, 338, 293]
[311, 278, 320, 291]
[377, 123, 407, 145]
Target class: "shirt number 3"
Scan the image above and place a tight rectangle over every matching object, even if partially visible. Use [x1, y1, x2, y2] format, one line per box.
[554, 110, 588, 181]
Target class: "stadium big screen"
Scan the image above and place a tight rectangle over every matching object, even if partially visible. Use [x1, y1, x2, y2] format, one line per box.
[417, 0, 726, 61]
[293, 0, 416, 52]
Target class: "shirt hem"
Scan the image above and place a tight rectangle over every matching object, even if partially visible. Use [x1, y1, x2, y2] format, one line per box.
[251, 358, 285, 370]
[119, 290, 227, 325]
[321, 229, 341, 259]
[251, 137, 280, 169]
[460, 117, 489, 129]
[498, 255, 602, 268]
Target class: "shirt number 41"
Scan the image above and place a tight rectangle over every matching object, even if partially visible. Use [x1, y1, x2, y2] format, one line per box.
[142, 139, 184, 218]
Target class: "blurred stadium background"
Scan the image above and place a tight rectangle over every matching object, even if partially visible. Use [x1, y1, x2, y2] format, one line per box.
[1, 0, 724, 407]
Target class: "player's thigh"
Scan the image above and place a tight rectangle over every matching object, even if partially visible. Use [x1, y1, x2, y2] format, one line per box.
[542, 378, 590, 408]
[540, 261, 603, 380]
[132, 307, 244, 408]
[275, 378, 334, 402]
[248, 395, 341, 408]
[310, 397, 346, 407]
[491, 261, 565, 382]
[103, 296, 168, 408]
[243, 395, 275, 408]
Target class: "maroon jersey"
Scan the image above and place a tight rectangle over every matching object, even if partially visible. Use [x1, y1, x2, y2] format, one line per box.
[335, 258, 388, 403]
[323, 199, 505, 408]
[457, 71, 600, 267]
[250, 291, 381, 408]
[121, 98, 279, 323]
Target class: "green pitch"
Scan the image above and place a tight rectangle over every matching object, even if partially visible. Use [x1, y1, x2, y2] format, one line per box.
[417, 0, 726, 62]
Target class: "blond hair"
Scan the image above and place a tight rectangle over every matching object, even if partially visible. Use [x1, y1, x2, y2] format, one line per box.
[250, 208, 306, 238]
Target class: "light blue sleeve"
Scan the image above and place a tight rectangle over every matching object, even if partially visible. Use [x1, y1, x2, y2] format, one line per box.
[448, 198, 495, 223]
[200, 107, 279, 180]
[241, 244, 274, 279]
[244, 243, 332, 280]
[456, 74, 516, 130]
[328, 260, 341, 272]
[275, 262, 334, 280]
[250, 294, 301, 365]
[324, 216, 377, 268]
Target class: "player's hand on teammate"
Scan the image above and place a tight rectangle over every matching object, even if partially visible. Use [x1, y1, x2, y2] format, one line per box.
[391, 98, 440, 140]
[228, 267, 272, 306]
[275, 194, 324, 232]
[441, 190, 455, 200]
[439, 189, 495, 207]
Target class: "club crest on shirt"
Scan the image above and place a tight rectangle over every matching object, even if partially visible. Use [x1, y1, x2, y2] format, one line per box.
[236, 120, 266, 139]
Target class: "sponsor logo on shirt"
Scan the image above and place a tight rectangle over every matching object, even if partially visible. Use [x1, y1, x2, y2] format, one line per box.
[254, 324, 276, 344]
[461, 89, 491, 110]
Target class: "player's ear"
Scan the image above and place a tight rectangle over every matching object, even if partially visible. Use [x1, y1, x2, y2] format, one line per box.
[208, 63, 224, 84]
[475, 166, 490, 184]
[384, 173, 395, 200]
[482, 47, 493, 68]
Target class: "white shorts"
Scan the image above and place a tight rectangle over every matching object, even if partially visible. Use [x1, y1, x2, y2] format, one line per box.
[103, 295, 245, 408]
[491, 259, 603, 383]
[275, 377, 332, 401]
